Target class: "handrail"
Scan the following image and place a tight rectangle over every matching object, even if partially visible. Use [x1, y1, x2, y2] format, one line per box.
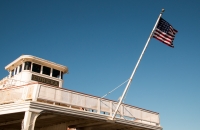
[36, 85, 160, 124]
[0, 78, 29, 89]
[38, 84, 159, 114]
[0, 83, 160, 125]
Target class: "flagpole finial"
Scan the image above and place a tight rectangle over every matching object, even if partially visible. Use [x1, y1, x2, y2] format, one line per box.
[161, 9, 165, 13]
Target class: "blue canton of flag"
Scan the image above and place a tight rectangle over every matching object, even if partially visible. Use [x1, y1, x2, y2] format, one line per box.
[153, 18, 178, 48]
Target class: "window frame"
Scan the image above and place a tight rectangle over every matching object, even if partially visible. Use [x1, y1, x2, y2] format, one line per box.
[52, 69, 60, 78]
[15, 67, 18, 75]
[42, 66, 51, 76]
[19, 64, 22, 73]
[61, 71, 63, 79]
[32, 63, 41, 73]
[24, 61, 32, 70]
[11, 69, 14, 77]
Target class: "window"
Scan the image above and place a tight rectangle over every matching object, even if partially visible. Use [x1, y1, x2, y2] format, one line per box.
[52, 69, 60, 78]
[24, 62, 31, 70]
[19, 64, 22, 73]
[42, 66, 51, 75]
[61, 71, 63, 79]
[32, 63, 41, 73]
[15, 67, 18, 75]
[11, 69, 14, 77]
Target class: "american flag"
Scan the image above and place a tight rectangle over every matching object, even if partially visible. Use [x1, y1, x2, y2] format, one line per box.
[153, 17, 178, 48]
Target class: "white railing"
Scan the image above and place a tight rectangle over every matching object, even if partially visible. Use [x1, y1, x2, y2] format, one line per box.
[0, 76, 8, 89]
[0, 84, 160, 125]
[36, 85, 160, 125]
[0, 77, 28, 89]
[0, 84, 35, 104]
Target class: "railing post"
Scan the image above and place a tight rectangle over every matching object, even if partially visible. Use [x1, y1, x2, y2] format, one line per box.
[21, 86, 28, 100]
[157, 114, 160, 126]
[109, 101, 112, 116]
[141, 110, 143, 123]
[32, 84, 40, 101]
[120, 104, 124, 119]
[53, 88, 56, 105]
[97, 98, 100, 114]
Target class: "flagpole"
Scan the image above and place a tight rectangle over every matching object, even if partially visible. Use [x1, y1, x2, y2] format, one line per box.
[110, 9, 165, 120]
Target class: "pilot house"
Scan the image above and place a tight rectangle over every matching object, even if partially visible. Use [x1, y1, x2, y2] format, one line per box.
[1, 55, 68, 89]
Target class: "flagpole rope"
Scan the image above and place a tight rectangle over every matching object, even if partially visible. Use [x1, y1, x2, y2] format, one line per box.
[101, 79, 129, 99]
[99, 79, 131, 120]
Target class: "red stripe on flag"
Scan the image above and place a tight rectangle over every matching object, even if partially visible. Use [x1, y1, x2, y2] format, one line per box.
[153, 35, 172, 45]
[153, 36, 174, 47]
[154, 32, 174, 42]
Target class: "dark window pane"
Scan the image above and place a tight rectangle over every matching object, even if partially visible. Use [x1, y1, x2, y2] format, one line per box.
[32, 63, 41, 73]
[24, 62, 31, 70]
[52, 69, 60, 78]
[19, 65, 22, 73]
[61, 71, 63, 79]
[11, 70, 14, 77]
[43, 66, 51, 75]
[15, 67, 18, 75]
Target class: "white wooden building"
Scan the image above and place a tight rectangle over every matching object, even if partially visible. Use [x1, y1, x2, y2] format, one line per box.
[0, 55, 162, 130]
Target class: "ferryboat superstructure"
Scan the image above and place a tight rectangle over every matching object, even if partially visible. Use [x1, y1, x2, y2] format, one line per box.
[0, 55, 68, 89]
[0, 55, 162, 130]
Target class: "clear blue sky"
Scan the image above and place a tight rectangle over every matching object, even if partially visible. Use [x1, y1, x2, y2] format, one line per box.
[0, 0, 199, 129]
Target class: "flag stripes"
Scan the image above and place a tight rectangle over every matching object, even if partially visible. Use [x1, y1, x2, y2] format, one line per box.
[153, 17, 178, 48]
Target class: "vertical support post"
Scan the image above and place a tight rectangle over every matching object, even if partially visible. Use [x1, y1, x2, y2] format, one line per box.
[17, 66, 19, 74]
[40, 66, 43, 74]
[22, 62, 24, 71]
[110, 9, 165, 120]
[30, 62, 33, 71]
[50, 68, 53, 77]
[22, 111, 42, 130]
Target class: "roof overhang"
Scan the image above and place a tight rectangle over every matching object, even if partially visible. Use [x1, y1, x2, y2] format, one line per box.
[5, 55, 68, 74]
